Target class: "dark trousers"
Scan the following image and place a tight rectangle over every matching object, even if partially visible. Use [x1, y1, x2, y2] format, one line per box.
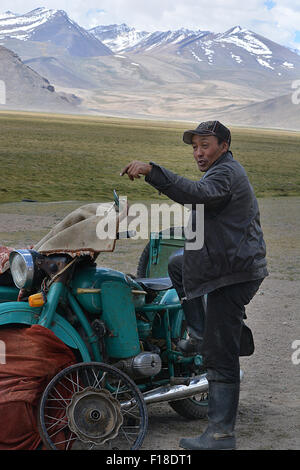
[168, 252, 263, 383]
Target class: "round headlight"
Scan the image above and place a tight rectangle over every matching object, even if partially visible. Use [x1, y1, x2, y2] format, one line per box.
[9, 250, 35, 289]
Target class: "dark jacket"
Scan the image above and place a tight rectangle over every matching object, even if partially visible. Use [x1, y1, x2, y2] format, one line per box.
[145, 151, 268, 299]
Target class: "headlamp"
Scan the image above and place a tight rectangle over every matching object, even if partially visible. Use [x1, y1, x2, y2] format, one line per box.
[9, 249, 40, 289]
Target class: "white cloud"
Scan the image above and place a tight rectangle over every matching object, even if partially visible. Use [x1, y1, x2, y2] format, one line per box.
[1, 0, 300, 50]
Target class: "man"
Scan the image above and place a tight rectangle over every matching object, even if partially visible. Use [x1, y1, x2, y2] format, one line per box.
[121, 120, 268, 450]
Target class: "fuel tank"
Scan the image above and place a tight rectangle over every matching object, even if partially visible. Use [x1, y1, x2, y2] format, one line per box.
[71, 266, 145, 358]
[71, 265, 145, 315]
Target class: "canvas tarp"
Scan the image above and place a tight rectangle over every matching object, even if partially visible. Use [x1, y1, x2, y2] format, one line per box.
[34, 199, 128, 256]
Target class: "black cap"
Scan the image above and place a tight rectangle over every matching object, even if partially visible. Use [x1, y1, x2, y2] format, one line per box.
[183, 120, 231, 146]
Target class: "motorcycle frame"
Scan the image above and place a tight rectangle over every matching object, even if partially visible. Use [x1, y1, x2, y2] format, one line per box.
[0, 279, 202, 391]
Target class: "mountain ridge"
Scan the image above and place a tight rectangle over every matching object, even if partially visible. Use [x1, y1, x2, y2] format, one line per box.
[0, 8, 112, 57]
[0, 8, 299, 129]
[0, 44, 81, 111]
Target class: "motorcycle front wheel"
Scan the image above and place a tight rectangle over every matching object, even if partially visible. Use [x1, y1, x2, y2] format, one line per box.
[38, 362, 148, 450]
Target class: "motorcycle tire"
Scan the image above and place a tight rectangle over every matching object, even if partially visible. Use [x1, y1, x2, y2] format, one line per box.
[169, 394, 208, 420]
[137, 226, 185, 278]
[136, 242, 150, 278]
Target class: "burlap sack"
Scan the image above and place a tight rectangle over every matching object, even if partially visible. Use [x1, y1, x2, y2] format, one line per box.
[34, 198, 128, 256]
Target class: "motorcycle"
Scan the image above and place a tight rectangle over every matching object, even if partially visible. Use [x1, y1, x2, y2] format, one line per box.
[0, 191, 213, 450]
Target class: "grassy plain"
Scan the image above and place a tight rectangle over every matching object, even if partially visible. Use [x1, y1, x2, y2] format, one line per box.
[0, 111, 300, 204]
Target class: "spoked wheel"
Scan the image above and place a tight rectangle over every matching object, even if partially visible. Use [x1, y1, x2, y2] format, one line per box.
[38, 362, 148, 450]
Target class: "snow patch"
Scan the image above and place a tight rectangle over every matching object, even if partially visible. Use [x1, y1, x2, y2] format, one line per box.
[257, 57, 274, 69]
[202, 40, 214, 63]
[282, 61, 294, 69]
[191, 51, 203, 62]
[0, 8, 58, 40]
[231, 53, 242, 63]
[102, 29, 149, 52]
[217, 31, 272, 56]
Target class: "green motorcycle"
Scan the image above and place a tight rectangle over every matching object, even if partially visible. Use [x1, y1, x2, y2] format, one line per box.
[0, 191, 209, 450]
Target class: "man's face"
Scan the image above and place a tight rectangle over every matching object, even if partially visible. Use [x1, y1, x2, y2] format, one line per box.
[191, 134, 228, 172]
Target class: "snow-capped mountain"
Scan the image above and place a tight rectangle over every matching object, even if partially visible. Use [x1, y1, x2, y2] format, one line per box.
[179, 26, 300, 76]
[1, 8, 299, 74]
[0, 8, 112, 57]
[89, 23, 149, 53]
[0, 9, 299, 127]
[0, 11, 19, 20]
[89, 24, 209, 53]
[89, 22, 300, 77]
[126, 28, 210, 53]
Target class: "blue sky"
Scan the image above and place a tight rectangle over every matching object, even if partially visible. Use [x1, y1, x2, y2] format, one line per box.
[1, 0, 300, 52]
[264, 0, 276, 9]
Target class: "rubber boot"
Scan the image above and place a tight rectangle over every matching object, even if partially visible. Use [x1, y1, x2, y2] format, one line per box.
[179, 380, 240, 450]
[176, 297, 205, 354]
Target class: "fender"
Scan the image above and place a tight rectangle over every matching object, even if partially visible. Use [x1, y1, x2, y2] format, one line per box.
[0, 286, 19, 303]
[0, 301, 91, 362]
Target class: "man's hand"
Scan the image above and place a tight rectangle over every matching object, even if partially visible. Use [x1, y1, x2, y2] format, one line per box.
[120, 161, 152, 181]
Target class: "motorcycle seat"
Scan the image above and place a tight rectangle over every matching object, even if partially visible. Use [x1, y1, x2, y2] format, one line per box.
[135, 276, 173, 292]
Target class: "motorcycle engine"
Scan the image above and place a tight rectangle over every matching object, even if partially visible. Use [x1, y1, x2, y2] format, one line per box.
[114, 352, 162, 379]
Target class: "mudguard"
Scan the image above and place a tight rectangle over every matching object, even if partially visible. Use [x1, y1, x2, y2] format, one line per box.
[0, 286, 19, 303]
[0, 301, 91, 362]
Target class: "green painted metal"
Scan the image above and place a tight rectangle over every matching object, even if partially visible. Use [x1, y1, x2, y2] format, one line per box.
[67, 291, 102, 362]
[159, 289, 185, 339]
[141, 291, 184, 340]
[71, 265, 144, 315]
[38, 282, 64, 328]
[0, 301, 92, 362]
[141, 303, 181, 312]
[50, 312, 92, 362]
[136, 319, 152, 341]
[0, 286, 19, 303]
[101, 281, 141, 359]
[147, 231, 185, 278]
[0, 301, 41, 325]
[163, 309, 175, 377]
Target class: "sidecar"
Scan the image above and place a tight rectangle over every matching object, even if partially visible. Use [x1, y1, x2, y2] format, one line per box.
[0, 198, 209, 451]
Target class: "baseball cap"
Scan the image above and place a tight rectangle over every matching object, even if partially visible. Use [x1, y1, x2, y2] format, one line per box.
[183, 120, 231, 146]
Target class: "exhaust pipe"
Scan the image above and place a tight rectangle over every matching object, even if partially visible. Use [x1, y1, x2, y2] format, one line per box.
[121, 370, 243, 408]
[142, 373, 208, 405]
